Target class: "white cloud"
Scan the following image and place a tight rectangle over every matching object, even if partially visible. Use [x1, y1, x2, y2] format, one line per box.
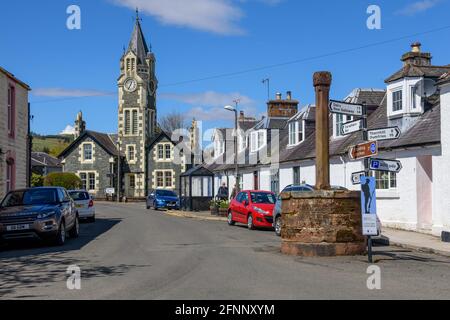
[33, 88, 113, 98]
[397, 0, 442, 16]
[112, 0, 244, 35]
[161, 91, 258, 121]
[161, 91, 255, 107]
[60, 125, 75, 135]
[111, 0, 282, 35]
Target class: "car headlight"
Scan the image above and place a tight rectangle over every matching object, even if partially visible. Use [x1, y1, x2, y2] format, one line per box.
[37, 211, 57, 219]
[253, 206, 268, 215]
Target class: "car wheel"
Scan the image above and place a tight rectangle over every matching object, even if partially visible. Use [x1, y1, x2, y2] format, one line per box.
[69, 216, 80, 238]
[247, 214, 255, 230]
[153, 201, 158, 211]
[275, 216, 282, 237]
[89, 215, 96, 223]
[54, 221, 66, 246]
[227, 211, 235, 226]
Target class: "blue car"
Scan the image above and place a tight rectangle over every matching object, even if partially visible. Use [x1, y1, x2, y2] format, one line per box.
[146, 189, 180, 210]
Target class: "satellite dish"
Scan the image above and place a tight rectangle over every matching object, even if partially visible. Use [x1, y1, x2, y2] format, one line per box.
[414, 78, 437, 98]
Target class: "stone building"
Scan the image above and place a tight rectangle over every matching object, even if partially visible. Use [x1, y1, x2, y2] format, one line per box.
[59, 15, 191, 200]
[0, 66, 31, 199]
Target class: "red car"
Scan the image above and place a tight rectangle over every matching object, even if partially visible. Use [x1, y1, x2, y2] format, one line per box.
[227, 190, 276, 230]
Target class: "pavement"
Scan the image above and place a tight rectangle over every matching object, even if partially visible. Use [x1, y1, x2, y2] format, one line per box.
[167, 209, 450, 258]
[383, 227, 450, 257]
[1, 202, 449, 299]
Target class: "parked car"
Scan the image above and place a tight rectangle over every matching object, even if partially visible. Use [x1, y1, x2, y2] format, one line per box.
[68, 190, 95, 222]
[0, 187, 79, 246]
[272, 184, 382, 237]
[147, 189, 180, 210]
[228, 190, 276, 230]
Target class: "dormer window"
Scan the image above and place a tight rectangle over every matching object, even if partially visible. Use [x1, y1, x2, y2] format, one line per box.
[392, 90, 403, 112]
[288, 121, 304, 146]
[250, 130, 266, 153]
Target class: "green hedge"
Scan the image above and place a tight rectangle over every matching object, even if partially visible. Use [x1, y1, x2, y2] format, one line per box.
[44, 172, 82, 190]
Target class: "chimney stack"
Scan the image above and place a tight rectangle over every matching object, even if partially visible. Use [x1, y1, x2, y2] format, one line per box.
[401, 42, 432, 67]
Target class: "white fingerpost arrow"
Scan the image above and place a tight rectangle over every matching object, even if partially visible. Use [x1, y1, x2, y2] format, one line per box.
[329, 100, 363, 117]
[341, 119, 363, 136]
[368, 127, 401, 141]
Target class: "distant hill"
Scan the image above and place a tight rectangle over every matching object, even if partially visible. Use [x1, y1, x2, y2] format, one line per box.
[32, 133, 74, 157]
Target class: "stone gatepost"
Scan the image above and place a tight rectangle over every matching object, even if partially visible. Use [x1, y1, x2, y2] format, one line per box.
[281, 72, 365, 257]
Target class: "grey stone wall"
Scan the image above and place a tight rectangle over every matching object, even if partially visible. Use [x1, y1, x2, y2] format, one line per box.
[62, 137, 115, 199]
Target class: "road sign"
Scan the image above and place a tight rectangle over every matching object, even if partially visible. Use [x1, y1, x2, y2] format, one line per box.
[368, 127, 401, 141]
[329, 100, 363, 117]
[348, 141, 378, 160]
[360, 176, 378, 236]
[341, 119, 363, 136]
[351, 171, 366, 185]
[105, 188, 115, 195]
[369, 158, 403, 173]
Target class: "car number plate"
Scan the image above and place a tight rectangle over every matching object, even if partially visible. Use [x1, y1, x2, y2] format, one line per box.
[76, 204, 84, 208]
[7, 224, 31, 231]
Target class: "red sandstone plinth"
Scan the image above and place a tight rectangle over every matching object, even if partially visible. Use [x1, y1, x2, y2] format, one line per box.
[281, 190, 366, 257]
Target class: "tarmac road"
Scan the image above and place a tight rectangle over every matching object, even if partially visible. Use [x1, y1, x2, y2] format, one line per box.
[1, 202, 449, 299]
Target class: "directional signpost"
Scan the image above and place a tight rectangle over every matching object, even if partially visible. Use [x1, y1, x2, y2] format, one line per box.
[369, 158, 403, 173]
[348, 141, 378, 160]
[329, 100, 363, 117]
[329, 99, 403, 263]
[341, 119, 363, 136]
[368, 127, 401, 141]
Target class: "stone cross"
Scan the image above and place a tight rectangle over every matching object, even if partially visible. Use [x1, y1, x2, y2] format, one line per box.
[313, 72, 332, 190]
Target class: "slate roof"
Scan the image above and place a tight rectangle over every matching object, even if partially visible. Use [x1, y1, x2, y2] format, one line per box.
[437, 72, 450, 85]
[385, 65, 450, 83]
[0, 66, 31, 90]
[58, 130, 121, 158]
[31, 152, 61, 167]
[127, 18, 151, 65]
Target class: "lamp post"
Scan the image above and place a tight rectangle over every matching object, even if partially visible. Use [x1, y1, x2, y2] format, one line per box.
[224, 102, 240, 193]
[117, 133, 122, 203]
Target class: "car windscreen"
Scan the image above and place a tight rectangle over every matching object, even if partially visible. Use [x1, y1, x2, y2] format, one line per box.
[156, 190, 177, 197]
[1, 189, 58, 207]
[250, 192, 276, 204]
[69, 191, 90, 201]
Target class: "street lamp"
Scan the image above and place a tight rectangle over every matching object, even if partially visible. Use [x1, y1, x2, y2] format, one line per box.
[224, 102, 240, 193]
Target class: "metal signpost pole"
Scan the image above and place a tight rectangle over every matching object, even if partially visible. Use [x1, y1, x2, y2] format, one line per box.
[362, 104, 373, 263]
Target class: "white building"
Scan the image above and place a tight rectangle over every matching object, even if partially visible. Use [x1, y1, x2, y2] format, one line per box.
[209, 43, 450, 238]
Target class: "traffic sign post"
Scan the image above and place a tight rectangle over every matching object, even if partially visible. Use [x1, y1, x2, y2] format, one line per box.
[348, 141, 378, 160]
[329, 100, 363, 117]
[341, 119, 363, 136]
[369, 158, 403, 173]
[368, 127, 401, 141]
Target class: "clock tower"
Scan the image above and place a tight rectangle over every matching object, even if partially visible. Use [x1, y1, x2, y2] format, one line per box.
[118, 11, 157, 198]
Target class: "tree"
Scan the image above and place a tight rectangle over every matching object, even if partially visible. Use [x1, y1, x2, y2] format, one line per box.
[159, 112, 188, 134]
[44, 172, 81, 190]
[31, 173, 44, 187]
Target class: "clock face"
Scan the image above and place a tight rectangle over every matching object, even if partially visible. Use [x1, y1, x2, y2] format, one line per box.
[124, 78, 137, 92]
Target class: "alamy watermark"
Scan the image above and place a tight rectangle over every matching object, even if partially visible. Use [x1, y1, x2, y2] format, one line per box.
[366, 265, 381, 290]
[66, 5, 81, 30]
[66, 265, 81, 290]
[367, 5, 381, 30]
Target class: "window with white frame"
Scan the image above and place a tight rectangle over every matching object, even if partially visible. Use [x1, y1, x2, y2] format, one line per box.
[288, 121, 304, 146]
[88, 173, 96, 191]
[157, 143, 172, 161]
[79, 172, 96, 191]
[251, 130, 266, 152]
[371, 171, 397, 190]
[392, 90, 403, 112]
[83, 144, 93, 161]
[334, 114, 353, 138]
[80, 173, 87, 190]
[238, 133, 247, 152]
[155, 171, 173, 188]
[127, 145, 135, 162]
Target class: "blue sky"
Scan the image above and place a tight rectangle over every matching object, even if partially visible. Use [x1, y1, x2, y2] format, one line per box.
[1, 0, 449, 136]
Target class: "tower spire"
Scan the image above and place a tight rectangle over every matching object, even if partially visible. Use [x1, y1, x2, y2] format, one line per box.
[126, 9, 151, 64]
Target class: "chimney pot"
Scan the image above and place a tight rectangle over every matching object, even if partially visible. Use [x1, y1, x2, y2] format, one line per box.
[276, 92, 282, 100]
[286, 91, 292, 100]
[411, 42, 422, 53]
